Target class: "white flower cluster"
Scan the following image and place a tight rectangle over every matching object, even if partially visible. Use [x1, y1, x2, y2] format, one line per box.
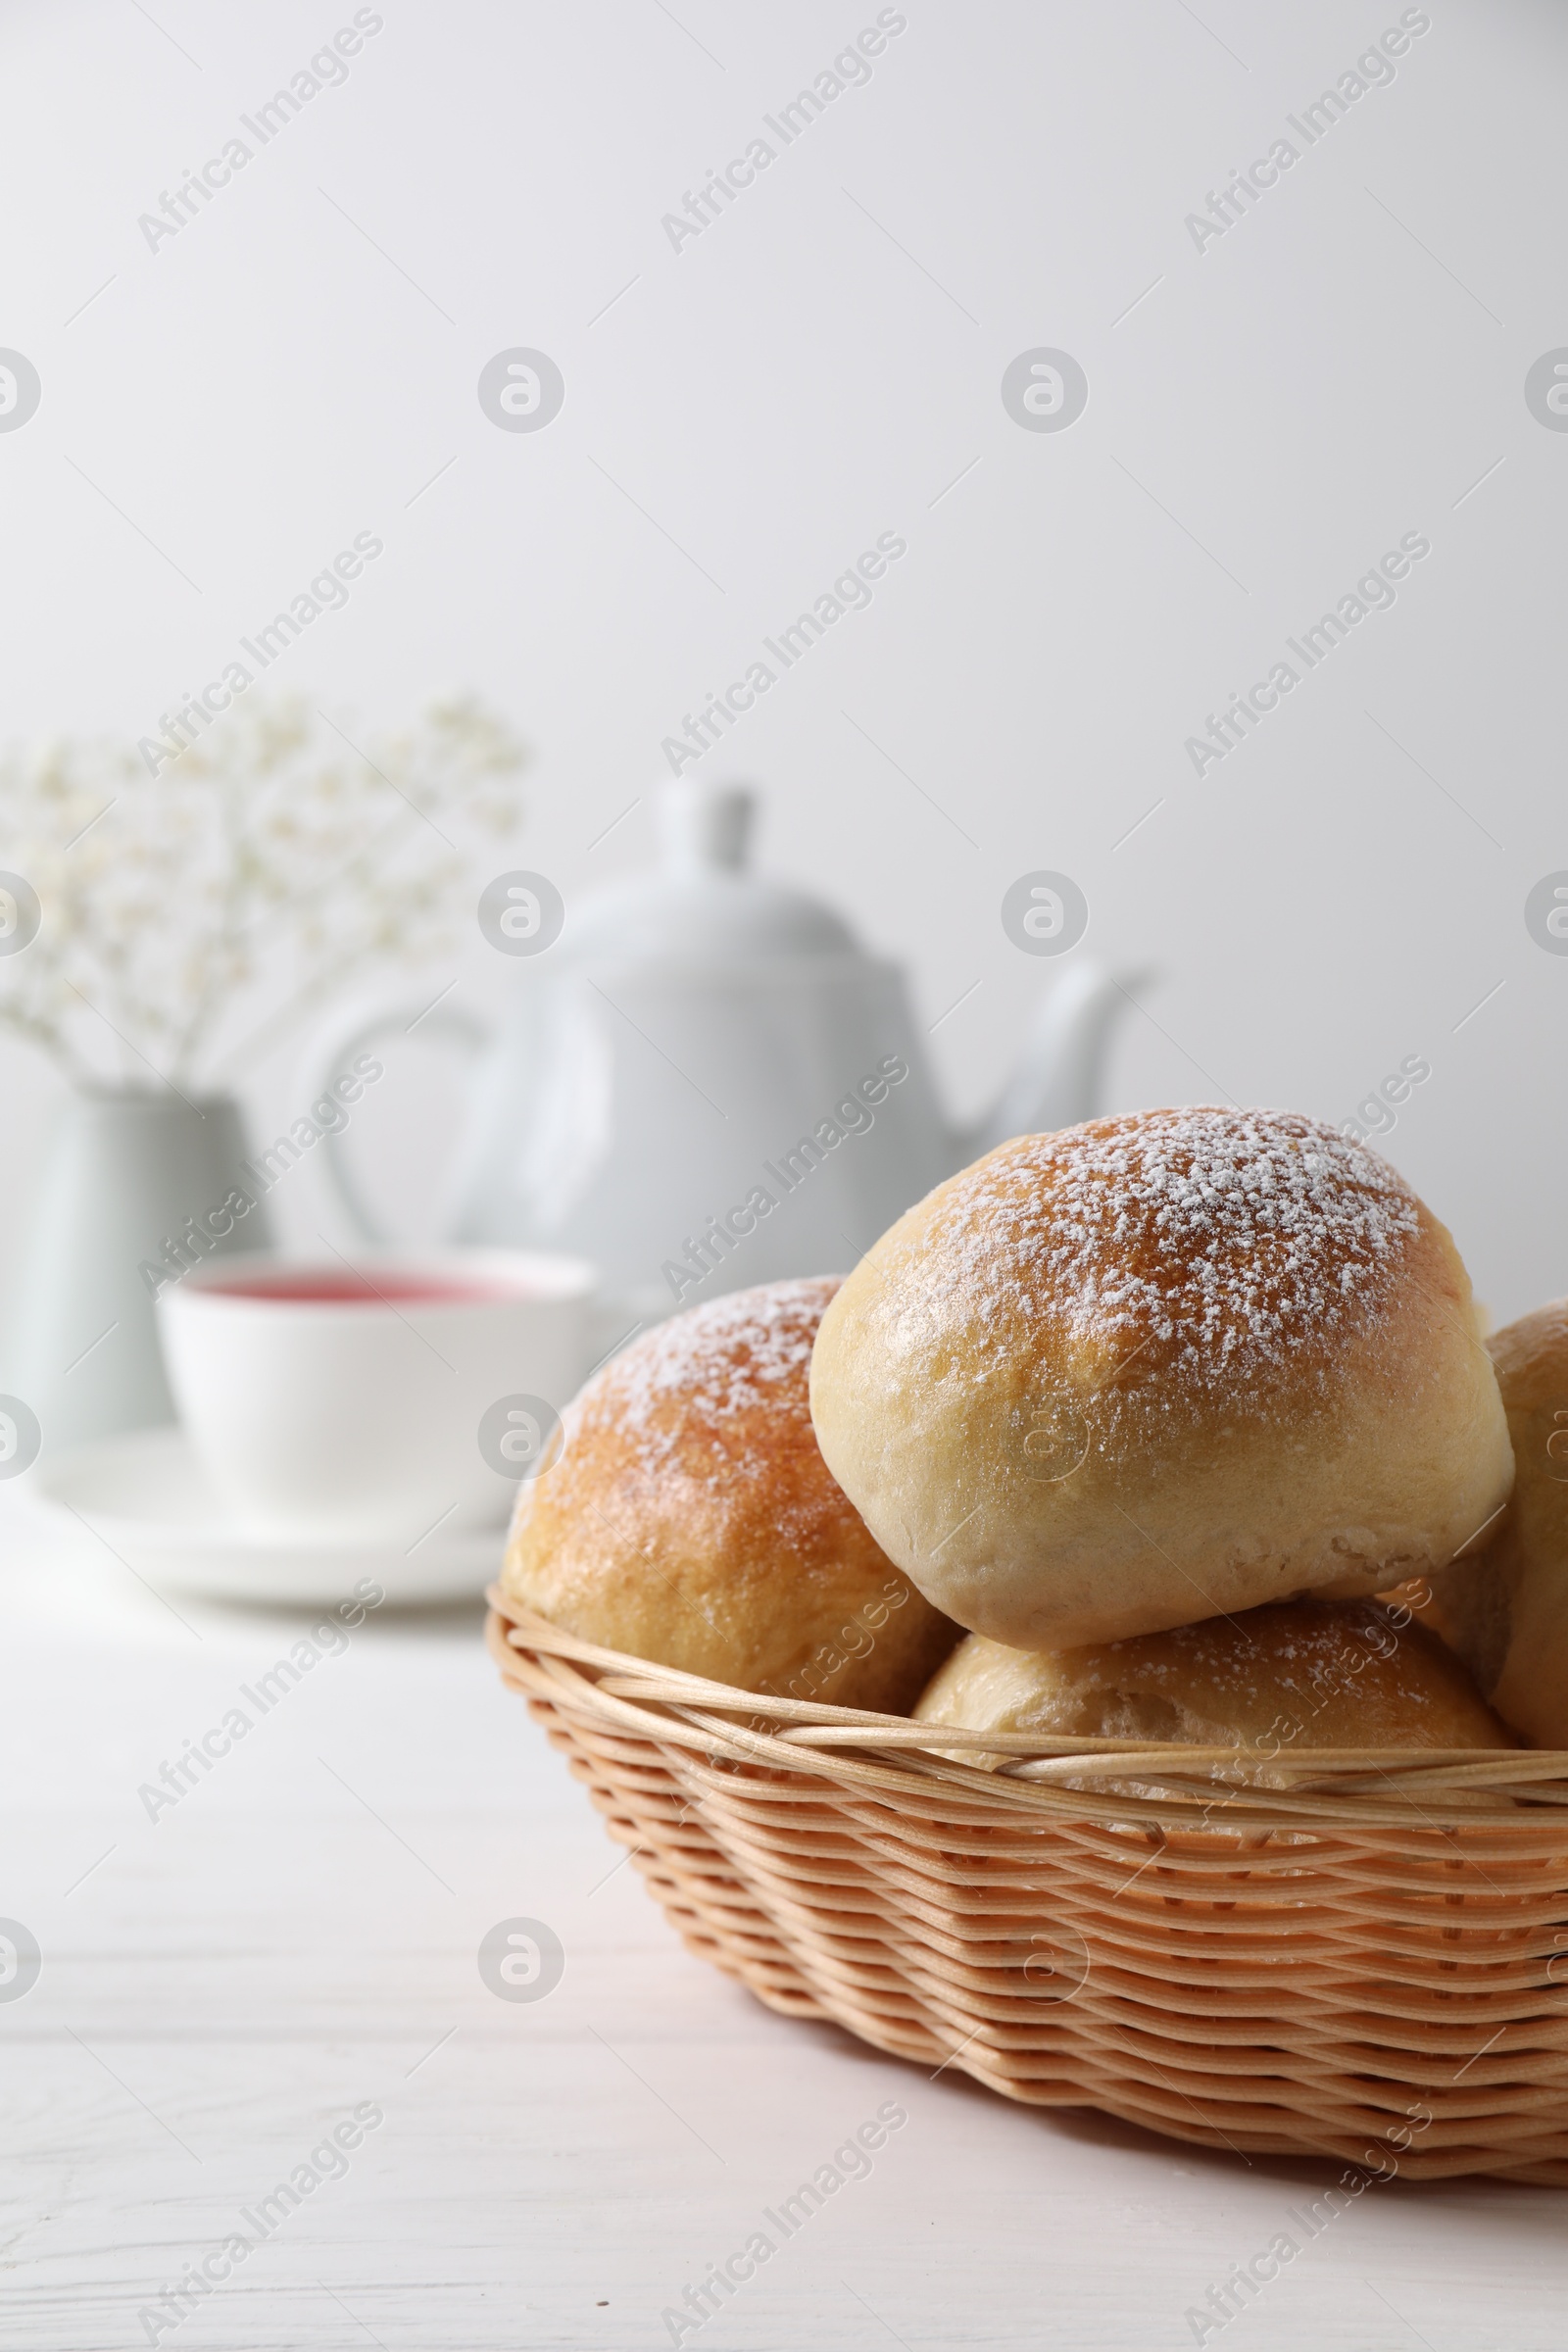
[0, 695, 525, 1088]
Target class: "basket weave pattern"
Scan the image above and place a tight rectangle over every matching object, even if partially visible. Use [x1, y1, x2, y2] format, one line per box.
[488, 1592, 1568, 2182]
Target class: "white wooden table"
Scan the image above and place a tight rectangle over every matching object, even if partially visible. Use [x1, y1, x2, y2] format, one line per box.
[4, 1490, 1563, 2352]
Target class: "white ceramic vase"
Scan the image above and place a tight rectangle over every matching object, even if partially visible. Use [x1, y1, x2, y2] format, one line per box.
[1, 1086, 271, 1457]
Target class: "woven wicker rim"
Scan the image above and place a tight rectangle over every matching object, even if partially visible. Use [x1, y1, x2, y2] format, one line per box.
[486, 1589, 1568, 1835]
[490, 1590, 1568, 2181]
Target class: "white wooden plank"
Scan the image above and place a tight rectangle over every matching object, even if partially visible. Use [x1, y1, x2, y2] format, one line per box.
[3, 1496, 1564, 2350]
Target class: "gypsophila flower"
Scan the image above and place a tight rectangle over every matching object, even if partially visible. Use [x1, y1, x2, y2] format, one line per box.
[0, 696, 525, 1086]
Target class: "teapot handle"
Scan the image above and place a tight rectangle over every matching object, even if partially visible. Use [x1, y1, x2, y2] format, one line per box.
[303, 998, 491, 1245]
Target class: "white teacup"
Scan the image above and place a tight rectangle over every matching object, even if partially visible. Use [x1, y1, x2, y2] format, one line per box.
[158, 1250, 596, 1542]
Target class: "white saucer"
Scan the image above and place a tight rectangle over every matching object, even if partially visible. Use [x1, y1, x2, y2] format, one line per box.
[30, 1425, 504, 1606]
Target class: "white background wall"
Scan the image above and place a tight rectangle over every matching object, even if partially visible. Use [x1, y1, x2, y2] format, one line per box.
[1, 0, 1563, 1324]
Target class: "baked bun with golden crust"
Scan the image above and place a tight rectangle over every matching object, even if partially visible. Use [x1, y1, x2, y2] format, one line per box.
[809, 1108, 1512, 1650]
[913, 1600, 1516, 1758]
[500, 1277, 956, 1708]
[1419, 1300, 1568, 1744]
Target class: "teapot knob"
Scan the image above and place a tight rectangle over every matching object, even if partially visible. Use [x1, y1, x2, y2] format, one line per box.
[658, 779, 755, 876]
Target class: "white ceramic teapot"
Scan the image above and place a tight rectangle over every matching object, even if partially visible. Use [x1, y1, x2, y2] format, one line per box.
[308, 782, 1147, 1329]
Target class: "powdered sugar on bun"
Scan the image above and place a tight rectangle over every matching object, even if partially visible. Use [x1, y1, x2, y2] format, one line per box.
[501, 1277, 955, 1705]
[586, 1277, 834, 1493]
[924, 1110, 1424, 1445]
[809, 1109, 1513, 1651]
[914, 1600, 1515, 1759]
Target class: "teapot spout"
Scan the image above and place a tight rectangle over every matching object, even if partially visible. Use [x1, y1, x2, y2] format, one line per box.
[961, 959, 1154, 1158]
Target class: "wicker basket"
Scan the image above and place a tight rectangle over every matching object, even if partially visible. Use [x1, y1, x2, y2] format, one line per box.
[487, 1591, 1568, 2183]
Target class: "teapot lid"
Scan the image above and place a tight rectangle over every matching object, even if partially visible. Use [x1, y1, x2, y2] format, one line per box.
[562, 780, 862, 965]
